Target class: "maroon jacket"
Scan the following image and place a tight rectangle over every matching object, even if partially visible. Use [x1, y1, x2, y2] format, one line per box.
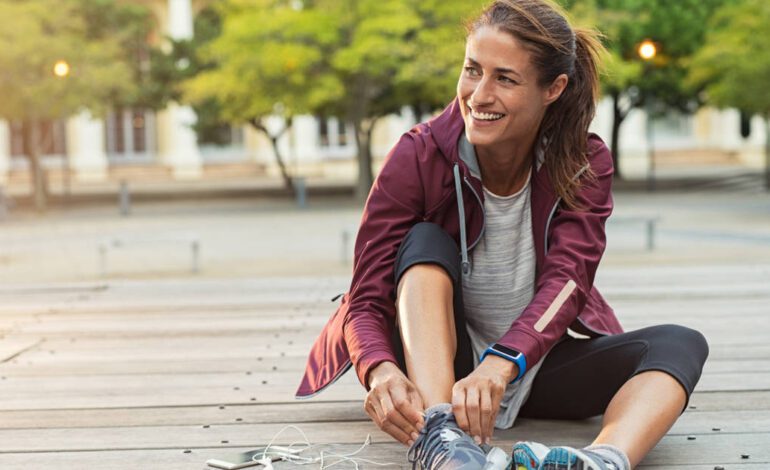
[296, 99, 623, 398]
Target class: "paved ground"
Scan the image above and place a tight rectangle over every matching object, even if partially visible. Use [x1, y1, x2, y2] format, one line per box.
[0, 184, 769, 283]
[0, 182, 768, 468]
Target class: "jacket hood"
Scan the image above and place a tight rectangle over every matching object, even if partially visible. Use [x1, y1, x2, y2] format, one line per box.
[425, 98, 466, 166]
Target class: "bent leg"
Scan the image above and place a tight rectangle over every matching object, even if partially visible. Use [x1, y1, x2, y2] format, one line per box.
[392, 222, 474, 408]
[521, 324, 709, 467]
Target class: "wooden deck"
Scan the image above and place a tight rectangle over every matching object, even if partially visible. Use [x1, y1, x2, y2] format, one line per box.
[0, 266, 768, 469]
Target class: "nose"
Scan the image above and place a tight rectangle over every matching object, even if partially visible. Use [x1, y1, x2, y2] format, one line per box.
[470, 76, 495, 107]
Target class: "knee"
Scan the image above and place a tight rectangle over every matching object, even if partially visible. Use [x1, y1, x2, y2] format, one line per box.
[396, 222, 461, 286]
[650, 324, 709, 366]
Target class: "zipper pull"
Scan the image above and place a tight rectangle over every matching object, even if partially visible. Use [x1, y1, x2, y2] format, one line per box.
[330, 292, 345, 302]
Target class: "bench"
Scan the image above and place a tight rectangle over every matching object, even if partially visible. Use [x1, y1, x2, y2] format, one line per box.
[98, 234, 200, 276]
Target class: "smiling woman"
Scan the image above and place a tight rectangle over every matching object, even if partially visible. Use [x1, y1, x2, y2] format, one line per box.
[297, 1, 708, 469]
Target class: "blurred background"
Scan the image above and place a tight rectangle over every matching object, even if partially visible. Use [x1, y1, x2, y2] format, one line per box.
[0, 0, 769, 283]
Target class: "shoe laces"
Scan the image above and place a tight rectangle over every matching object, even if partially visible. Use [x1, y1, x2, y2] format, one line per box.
[406, 410, 478, 470]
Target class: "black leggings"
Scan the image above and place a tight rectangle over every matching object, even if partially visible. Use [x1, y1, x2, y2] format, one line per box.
[391, 222, 709, 418]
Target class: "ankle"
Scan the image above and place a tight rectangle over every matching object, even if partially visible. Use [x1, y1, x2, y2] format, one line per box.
[584, 444, 631, 470]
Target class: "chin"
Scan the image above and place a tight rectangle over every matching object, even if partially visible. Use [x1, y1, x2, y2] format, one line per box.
[465, 128, 497, 147]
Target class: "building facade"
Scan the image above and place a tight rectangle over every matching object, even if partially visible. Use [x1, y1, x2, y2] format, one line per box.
[0, 0, 765, 191]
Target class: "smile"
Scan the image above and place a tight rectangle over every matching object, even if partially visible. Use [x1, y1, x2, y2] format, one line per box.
[466, 101, 504, 121]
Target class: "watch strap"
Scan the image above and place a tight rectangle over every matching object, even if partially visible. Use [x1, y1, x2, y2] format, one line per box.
[480, 344, 527, 383]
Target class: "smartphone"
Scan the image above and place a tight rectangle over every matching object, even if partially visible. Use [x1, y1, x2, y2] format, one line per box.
[206, 446, 301, 469]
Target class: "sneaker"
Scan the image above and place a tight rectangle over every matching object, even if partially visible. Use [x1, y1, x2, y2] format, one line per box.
[406, 404, 488, 469]
[511, 441, 550, 470]
[541, 446, 616, 470]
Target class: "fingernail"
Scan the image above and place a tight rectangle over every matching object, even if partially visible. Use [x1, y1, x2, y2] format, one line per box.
[474, 436, 481, 445]
[407, 439, 414, 446]
[411, 432, 419, 440]
[484, 437, 491, 445]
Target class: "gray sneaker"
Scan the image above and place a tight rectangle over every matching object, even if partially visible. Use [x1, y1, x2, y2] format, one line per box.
[541, 446, 616, 470]
[406, 405, 488, 469]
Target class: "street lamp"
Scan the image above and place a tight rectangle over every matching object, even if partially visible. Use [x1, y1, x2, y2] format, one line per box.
[638, 40, 657, 191]
[638, 40, 657, 61]
[53, 59, 72, 198]
[53, 60, 70, 78]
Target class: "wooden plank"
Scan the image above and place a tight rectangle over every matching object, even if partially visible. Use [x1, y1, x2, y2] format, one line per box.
[0, 399, 767, 439]
[0, 447, 766, 470]
[687, 390, 770, 411]
[0, 338, 40, 363]
[0, 432, 766, 468]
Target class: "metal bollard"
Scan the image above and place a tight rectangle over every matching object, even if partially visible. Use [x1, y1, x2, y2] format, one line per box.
[294, 177, 307, 209]
[119, 180, 131, 216]
[0, 187, 7, 221]
[191, 239, 200, 274]
[646, 220, 656, 251]
[341, 229, 350, 265]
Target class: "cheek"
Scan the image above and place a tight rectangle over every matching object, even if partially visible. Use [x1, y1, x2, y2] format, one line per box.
[457, 77, 474, 98]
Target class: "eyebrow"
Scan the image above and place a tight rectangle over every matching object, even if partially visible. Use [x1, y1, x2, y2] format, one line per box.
[467, 57, 523, 78]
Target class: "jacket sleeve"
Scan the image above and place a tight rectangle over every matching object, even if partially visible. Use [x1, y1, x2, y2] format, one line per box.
[343, 133, 426, 389]
[496, 135, 614, 369]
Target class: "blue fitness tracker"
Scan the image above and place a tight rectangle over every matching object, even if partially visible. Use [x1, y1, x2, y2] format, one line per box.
[480, 344, 527, 384]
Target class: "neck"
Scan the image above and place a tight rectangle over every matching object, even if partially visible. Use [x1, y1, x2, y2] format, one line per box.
[476, 139, 536, 196]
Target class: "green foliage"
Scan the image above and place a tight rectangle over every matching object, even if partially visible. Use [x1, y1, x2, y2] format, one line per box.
[0, 0, 153, 120]
[183, 0, 486, 195]
[689, 0, 770, 117]
[564, 0, 726, 112]
[184, 0, 486, 123]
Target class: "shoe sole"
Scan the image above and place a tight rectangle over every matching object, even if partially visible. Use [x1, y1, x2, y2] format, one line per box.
[541, 447, 604, 470]
[512, 445, 541, 470]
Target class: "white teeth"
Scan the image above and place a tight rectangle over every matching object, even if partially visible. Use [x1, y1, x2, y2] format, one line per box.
[466, 101, 503, 121]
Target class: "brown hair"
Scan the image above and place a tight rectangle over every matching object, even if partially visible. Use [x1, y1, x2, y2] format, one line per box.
[468, 0, 604, 209]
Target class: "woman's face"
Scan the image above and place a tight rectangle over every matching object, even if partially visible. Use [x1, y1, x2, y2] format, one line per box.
[457, 26, 565, 156]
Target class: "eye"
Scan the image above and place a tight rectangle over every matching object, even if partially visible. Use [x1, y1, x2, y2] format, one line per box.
[464, 66, 480, 77]
[498, 75, 518, 85]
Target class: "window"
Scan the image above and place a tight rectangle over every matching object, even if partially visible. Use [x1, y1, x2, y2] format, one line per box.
[10, 120, 67, 157]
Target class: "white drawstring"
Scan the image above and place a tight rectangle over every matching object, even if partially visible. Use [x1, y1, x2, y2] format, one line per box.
[250, 424, 400, 470]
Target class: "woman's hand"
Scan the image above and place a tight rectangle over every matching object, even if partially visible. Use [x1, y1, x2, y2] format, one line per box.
[364, 361, 425, 446]
[451, 356, 517, 445]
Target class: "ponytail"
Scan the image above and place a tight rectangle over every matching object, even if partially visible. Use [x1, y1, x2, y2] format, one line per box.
[539, 27, 604, 210]
[469, 0, 607, 210]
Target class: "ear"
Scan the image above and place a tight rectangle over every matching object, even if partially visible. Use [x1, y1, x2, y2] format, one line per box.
[543, 74, 568, 105]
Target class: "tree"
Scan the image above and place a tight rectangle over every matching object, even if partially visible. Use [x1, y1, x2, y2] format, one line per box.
[185, 0, 484, 199]
[310, 0, 484, 198]
[184, 0, 338, 192]
[689, 0, 770, 189]
[563, 0, 726, 177]
[0, 0, 152, 211]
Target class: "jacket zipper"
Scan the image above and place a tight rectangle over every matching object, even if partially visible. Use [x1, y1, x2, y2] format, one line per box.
[463, 176, 486, 250]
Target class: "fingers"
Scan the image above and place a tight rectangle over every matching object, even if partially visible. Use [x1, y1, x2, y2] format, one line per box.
[387, 387, 421, 438]
[480, 391, 493, 445]
[365, 384, 423, 446]
[465, 387, 482, 445]
[366, 394, 413, 445]
[391, 388, 424, 432]
[453, 380, 501, 446]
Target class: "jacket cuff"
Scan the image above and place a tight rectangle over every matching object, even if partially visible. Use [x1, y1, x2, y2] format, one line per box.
[497, 328, 544, 369]
[354, 350, 399, 390]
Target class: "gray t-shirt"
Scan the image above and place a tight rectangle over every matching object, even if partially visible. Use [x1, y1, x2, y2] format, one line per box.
[459, 136, 545, 429]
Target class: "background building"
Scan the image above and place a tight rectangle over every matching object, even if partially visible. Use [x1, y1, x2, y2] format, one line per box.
[0, 0, 765, 195]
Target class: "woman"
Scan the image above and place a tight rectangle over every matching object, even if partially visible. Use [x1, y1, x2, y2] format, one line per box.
[297, 1, 709, 469]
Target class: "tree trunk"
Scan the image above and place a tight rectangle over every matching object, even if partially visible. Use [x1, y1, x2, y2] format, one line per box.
[353, 118, 376, 201]
[22, 120, 47, 212]
[248, 118, 294, 192]
[610, 92, 626, 180]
